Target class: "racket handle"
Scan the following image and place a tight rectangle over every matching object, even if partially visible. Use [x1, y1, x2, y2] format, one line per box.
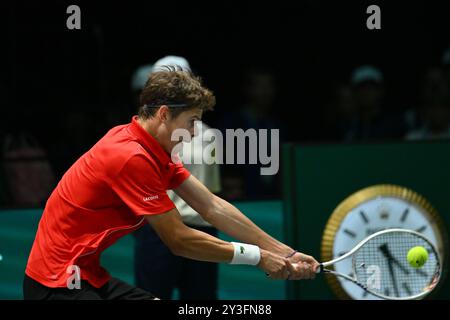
[316, 263, 324, 273]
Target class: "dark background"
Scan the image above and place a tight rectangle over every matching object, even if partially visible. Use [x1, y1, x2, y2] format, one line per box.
[1, 0, 450, 203]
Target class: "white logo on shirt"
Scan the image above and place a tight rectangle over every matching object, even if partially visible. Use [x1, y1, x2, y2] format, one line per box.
[143, 195, 159, 201]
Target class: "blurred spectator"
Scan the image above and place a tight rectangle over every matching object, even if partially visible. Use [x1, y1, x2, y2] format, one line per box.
[413, 67, 446, 129]
[218, 68, 284, 199]
[406, 94, 450, 140]
[342, 65, 406, 142]
[0, 100, 56, 207]
[403, 68, 445, 134]
[220, 165, 245, 200]
[405, 48, 450, 141]
[442, 47, 450, 95]
[324, 84, 358, 141]
[49, 109, 96, 179]
[130, 64, 154, 115]
[0, 82, 11, 206]
[134, 56, 222, 299]
[1, 126, 55, 207]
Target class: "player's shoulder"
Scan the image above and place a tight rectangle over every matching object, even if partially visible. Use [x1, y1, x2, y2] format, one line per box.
[96, 125, 156, 169]
[111, 141, 154, 168]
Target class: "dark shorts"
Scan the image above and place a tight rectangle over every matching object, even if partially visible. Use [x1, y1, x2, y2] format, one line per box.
[134, 224, 218, 300]
[23, 274, 156, 300]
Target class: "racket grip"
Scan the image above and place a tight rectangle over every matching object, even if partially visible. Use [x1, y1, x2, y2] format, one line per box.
[316, 263, 324, 273]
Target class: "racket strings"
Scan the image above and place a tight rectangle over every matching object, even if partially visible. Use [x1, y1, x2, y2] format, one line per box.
[353, 232, 439, 298]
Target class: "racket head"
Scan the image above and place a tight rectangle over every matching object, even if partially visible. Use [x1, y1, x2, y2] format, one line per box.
[351, 228, 442, 300]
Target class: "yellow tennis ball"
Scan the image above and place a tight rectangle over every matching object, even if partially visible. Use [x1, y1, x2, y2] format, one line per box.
[407, 246, 428, 268]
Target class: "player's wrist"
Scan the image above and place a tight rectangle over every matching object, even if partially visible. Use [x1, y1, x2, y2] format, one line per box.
[229, 242, 261, 266]
[277, 245, 295, 258]
[286, 250, 298, 259]
[257, 249, 267, 267]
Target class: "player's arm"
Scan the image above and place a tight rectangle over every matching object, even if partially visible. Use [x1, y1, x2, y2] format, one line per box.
[145, 208, 290, 279]
[174, 175, 293, 258]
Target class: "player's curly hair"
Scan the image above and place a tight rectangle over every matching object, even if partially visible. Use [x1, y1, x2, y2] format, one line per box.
[138, 66, 216, 119]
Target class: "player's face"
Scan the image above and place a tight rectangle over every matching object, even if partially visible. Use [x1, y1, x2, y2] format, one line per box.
[165, 108, 203, 152]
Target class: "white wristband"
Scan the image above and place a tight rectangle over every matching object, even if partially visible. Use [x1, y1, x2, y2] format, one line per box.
[229, 242, 261, 265]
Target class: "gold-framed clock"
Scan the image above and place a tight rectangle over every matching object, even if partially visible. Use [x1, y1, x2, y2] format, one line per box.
[321, 184, 448, 300]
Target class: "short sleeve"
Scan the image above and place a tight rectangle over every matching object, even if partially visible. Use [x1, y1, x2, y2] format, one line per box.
[111, 154, 175, 216]
[168, 163, 191, 190]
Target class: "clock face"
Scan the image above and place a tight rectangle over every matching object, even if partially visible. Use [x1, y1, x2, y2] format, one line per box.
[331, 195, 444, 300]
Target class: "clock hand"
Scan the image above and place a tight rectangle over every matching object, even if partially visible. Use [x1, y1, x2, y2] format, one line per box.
[379, 243, 392, 259]
[391, 256, 410, 275]
[379, 243, 410, 275]
[387, 259, 400, 297]
[379, 244, 400, 297]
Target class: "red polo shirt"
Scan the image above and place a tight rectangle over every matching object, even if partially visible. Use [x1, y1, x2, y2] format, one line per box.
[25, 116, 191, 288]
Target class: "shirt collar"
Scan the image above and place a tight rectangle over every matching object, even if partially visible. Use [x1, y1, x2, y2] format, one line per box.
[128, 116, 172, 165]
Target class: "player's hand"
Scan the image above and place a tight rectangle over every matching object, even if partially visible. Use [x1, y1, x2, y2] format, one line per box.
[287, 252, 320, 280]
[257, 249, 289, 280]
[286, 260, 316, 280]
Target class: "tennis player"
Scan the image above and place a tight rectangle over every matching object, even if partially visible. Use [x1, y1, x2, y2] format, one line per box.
[23, 67, 319, 300]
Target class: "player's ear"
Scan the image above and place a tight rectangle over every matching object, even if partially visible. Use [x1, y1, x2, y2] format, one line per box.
[157, 105, 171, 122]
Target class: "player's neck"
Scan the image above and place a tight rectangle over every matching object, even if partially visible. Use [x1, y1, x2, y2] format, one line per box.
[137, 117, 164, 145]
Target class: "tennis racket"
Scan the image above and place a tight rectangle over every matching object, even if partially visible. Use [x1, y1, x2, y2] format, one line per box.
[317, 228, 442, 300]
